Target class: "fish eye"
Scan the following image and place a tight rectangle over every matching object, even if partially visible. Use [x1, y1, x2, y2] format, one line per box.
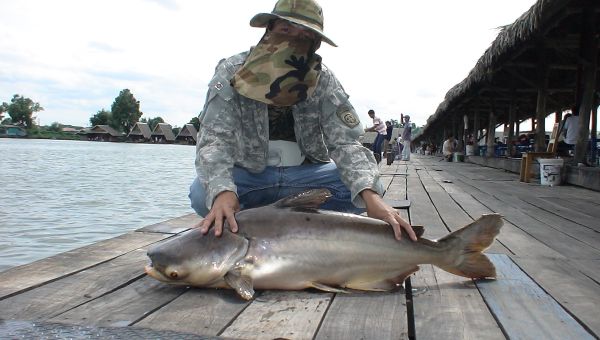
[169, 271, 179, 279]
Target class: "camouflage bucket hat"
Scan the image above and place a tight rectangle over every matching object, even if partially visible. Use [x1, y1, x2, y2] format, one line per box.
[250, 0, 337, 47]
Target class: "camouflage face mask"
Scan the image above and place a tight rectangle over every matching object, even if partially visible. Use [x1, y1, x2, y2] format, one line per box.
[232, 32, 322, 106]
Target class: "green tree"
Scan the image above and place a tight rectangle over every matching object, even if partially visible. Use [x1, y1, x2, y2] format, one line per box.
[110, 89, 141, 133]
[147, 116, 164, 131]
[1, 94, 44, 128]
[189, 116, 200, 131]
[90, 109, 111, 126]
[48, 122, 62, 132]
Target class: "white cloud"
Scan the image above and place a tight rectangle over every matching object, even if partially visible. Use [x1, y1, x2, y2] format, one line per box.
[0, 0, 537, 127]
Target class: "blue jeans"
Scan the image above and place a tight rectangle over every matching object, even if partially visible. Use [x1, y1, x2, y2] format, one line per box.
[189, 162, 364, 216]
[373, 133, 385, 154]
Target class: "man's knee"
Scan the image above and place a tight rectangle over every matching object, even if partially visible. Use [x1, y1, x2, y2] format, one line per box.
[189, 177, 209, 217]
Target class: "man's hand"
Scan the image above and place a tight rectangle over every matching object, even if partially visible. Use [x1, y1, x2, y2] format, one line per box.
[360, 189, 417, 241]
[195, 191, 240, 237]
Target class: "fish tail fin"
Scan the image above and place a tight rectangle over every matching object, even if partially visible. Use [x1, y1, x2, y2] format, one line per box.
[435, 214, 503, 279]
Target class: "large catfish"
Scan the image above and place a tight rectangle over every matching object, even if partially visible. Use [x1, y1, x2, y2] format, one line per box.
[145, 189, 502, 300]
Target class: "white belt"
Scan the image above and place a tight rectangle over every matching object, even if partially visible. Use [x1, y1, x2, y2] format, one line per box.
[267, 140, 305, 167]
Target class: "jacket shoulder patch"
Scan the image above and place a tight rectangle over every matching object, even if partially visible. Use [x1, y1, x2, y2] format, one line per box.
[336, 107, 360, 128]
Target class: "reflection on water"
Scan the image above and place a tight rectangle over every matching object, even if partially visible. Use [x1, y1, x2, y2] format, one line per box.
[0, 138, 197, 271]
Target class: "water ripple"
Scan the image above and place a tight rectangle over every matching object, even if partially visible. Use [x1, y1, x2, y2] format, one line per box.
[0, 139, 197, 272]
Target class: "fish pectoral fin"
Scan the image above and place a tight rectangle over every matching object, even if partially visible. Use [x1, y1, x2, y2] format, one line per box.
[224, 271, 255, 300]
[310, 282, 350, 294]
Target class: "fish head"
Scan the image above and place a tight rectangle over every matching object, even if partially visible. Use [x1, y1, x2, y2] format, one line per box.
[145, 228, 248, 287]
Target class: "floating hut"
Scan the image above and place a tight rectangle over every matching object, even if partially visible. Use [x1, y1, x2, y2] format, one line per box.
[85, 125, 124, 142]
[175, 124, 198, 145]
[151, 123, 175, 143]
[0, 125, 27, 138]
[127, 122, 152, 142]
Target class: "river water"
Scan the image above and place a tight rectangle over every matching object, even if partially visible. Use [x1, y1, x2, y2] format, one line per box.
[0, 138, 197, 272]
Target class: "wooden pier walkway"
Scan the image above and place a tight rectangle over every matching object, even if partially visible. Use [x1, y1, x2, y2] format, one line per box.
[1, 154, 599, 339]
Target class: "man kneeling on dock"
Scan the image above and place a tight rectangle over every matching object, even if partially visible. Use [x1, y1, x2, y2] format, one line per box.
[188, 0, 416, 241]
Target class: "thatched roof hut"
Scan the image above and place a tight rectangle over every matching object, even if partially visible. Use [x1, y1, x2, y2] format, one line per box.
[151, 123, 176, 143]
[415, 0, 599, 162]
[175, 124, 198, 144]
[85, 125, 124, 142]
[127, 122, 152, 142]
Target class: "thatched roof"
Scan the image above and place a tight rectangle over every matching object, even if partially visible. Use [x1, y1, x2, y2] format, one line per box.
[151, 123, 176, 141]
[415, 0, 598, 143]
[175, 124, 198, 141]
[128, 122, 152, 139]
[87, 125, 124, 136]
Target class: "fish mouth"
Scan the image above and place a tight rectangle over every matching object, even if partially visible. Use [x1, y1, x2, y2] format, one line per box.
[144, 264, 165, 281]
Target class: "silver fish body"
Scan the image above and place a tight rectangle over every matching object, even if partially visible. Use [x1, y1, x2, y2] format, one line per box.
[145, 189, 502, 299]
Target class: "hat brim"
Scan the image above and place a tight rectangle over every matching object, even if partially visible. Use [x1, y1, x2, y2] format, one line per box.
[250, 13, 337, 47]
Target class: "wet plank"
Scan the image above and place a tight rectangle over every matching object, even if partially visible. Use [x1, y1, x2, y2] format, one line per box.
[133, 288, 249, 336]
[478, 254, 595, 340]
[418, 169, 509, 254]
[0, 232, 170, 299]
[411, 265, 504, 339]
[430, 169, 600, 259]
[315, 291, 407, 340]
[48, 276, 186, 327]
[430, 174, 565, 258]
[0, 249, 148, 320]
[219, 290, 331, 340]
[513, 256, 600, 337]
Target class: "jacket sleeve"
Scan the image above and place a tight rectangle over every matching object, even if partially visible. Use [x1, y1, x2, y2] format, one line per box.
[318, 71, 384, 207]
[195, 59, 241, 210]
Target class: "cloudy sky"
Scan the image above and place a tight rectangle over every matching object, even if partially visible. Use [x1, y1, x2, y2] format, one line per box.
[0, 0, 538, 128]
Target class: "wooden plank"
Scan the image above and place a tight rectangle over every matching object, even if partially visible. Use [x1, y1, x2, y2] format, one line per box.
[411, 265, 504, 339]
[136, 213, 201, 233]
[315, 291, 407, 340]
[0, 249, 148, 320]
[540, 196, 600, 218]
[513, 256, 600, 337]
[431, 169, 600, 259]
[0, 232, 170, 299]
[48, 276, 187, 327]
[419, 170, 509, 254]
[431, 177, 566, 258]
[220, 290, 331, 340]
[133, 289, 249, 336]
[478, 255, 595, 339]
[406, 168, 451, 239]
[570, 259, 600, 283]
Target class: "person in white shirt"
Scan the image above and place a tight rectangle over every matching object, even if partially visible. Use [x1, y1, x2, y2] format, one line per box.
[365, 109, 387, 163]
[562, 111, 579, 147]
[442, 136, 456, 162]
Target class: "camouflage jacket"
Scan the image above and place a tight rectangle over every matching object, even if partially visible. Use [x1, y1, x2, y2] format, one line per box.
[196, 51, 383, 210]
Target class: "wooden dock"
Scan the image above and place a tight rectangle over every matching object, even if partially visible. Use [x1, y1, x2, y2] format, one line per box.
[1, 154, 599, 339]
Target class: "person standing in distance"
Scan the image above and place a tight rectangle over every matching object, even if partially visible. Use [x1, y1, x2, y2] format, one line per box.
[400, 114, 412, 161]
[364, 109, 387, 164]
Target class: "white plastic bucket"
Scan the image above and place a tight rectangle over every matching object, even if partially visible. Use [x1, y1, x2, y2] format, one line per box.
[465, 145, 475, 156]
[539, 158, 564, 186]
[453, 152, 465, 162]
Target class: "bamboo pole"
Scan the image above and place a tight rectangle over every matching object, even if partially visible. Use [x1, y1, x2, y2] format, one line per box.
[574, 7, 598, 164]
[535, 41, 549, 152]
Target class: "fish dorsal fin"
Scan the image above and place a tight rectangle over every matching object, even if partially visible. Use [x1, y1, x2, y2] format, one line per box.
[274, 189, 332, 209]
[411, 225, 425, 238]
